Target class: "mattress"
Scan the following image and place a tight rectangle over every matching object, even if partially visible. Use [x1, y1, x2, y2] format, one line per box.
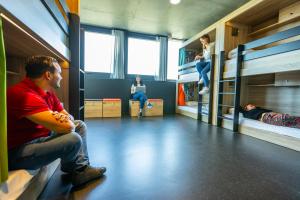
[0, 169, 39, 200]
[0, 159, 60, 200]
[223, 113, 300, 139]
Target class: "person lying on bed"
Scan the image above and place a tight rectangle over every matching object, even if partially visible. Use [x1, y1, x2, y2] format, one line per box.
[7, 56, 106, 187]
[240, 104, 300, 129]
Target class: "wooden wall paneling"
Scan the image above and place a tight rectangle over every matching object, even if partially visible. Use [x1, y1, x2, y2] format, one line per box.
[279, 1, 300, 22]
[224, 22, 250, 58]
[275, 71, 300, 86]
[247, 86, 300, 116]
[6, 56, 25, 87]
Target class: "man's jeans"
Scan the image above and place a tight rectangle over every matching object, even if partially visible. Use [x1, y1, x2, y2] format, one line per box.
[8, 120, 89, 173]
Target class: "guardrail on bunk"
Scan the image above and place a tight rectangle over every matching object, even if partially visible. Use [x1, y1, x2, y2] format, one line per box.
[217, 24, 300, 132]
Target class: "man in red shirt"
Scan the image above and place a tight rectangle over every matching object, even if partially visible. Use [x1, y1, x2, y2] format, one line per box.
[7, 56, 106, 187]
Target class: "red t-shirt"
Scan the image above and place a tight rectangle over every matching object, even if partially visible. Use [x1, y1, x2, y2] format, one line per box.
[7, 78, 64, 149]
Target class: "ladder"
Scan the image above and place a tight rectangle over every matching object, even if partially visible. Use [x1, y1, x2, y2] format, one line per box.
[217, 45, 243, 132]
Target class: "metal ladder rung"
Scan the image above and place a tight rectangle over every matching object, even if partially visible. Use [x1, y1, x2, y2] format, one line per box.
[218, 104, 234, 107]
[219, 79, 235, 83]
[217, 115, 233, 120]
[218, 92, 236, 95]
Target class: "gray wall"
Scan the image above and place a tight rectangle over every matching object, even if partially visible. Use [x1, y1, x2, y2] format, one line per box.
[85, 74, 177, 115]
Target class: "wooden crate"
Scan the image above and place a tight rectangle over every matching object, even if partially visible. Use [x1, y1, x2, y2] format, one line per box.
[129, 100, 140, 117]
[84, 99, 102, 118]
[145, 99, 163, 116]
[102, 98, 121, 117]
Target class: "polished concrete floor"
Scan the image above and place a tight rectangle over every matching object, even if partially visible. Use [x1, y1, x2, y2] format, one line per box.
[39, 115, 300, 200]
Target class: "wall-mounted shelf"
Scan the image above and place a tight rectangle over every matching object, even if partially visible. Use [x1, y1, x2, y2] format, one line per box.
[248, 84, 275, 87]
[6, 70, 20, 76]
[248, 16, 300, 37]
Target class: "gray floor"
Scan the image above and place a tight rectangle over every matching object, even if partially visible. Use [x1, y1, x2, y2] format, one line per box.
[39, 115, 300, 200]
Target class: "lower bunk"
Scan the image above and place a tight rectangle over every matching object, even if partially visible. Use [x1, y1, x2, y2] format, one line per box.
[0, 159, 60, 200]
[222, 114, 300, 151]
[176, 105, 209, 122]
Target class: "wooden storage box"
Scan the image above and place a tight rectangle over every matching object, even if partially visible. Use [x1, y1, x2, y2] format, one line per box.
[102, 98, 121, 117]
[145, 99, 163, 116]
[144, 99, 163, 116]
[129, 100, 140, 117]
[84, 99, 102, 118]
[129, 99, 164, 117]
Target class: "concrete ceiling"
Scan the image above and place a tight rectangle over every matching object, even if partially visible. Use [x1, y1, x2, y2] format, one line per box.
[80, 0, 250, 40]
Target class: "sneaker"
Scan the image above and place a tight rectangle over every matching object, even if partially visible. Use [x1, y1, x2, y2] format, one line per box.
[147, 102, 153, 109]
[138, 111, 143, 118]
[198, 78, 204, 84]
[199, 87, 209, 95]
[71, 166, 106, 187]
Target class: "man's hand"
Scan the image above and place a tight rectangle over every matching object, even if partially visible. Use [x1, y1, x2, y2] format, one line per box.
[194, 55, 202, 60]
[52, 111, 70, 123]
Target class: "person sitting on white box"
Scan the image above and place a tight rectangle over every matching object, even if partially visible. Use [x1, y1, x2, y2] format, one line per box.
[131, 75, 153, 117]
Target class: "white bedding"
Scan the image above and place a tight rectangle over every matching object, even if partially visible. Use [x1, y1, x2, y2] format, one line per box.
[223, 113, 300, 139]
[0, 169, 39, 200]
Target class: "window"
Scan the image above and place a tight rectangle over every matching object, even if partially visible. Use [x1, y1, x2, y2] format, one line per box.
[127, 37, 160, 76]
[84, 31, 115, 73]
[167, 39, 183, 80]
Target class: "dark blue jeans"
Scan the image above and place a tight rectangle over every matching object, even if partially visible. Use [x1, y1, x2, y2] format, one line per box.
[133, 91, 148, 109]
[8, 120, 89, 173]
[196, 61, 211, 87]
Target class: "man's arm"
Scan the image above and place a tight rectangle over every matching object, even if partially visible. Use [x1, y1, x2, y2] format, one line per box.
[26, 110, 75, 134]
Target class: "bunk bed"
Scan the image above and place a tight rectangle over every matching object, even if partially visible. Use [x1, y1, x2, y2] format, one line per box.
[0, 0, 81, 199]
[223, 25, 300, 78]
[177, 54, 215, 123]
[217, 24, 300, 152]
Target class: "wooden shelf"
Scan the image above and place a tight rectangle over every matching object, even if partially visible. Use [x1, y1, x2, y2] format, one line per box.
[248, 84, 275, 87]
[248, 16, 300, 37]
[7, 70, 20, 76]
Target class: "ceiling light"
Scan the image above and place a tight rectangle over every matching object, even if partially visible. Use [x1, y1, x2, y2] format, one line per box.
[170, 0, 181, 5]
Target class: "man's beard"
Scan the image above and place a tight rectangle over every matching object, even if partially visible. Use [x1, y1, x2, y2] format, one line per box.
[50, 81, 60, 89]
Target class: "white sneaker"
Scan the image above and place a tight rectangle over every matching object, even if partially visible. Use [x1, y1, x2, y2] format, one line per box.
[198, 78, 204, 84]
[199, 87, 209, 95]
[147, 103, 153, 109]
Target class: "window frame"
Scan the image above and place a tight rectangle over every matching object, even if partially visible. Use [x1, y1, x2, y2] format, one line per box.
[81, 25, 114, 78]
[81, 24, 177, 82]
[126, 32, 161, 81]
[167, 38, 184, 81]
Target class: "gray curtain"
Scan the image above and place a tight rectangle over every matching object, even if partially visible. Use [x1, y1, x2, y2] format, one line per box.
[110, 30, 125, 79]
[155, 36, 168, 81]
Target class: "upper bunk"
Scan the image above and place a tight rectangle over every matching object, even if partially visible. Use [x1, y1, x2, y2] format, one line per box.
[0, 0, 71, 61]
[223, 0, 300, 78]
[177, 29, 216, 83]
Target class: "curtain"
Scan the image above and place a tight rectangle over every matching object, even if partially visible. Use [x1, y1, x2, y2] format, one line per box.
[0, 17, 8, 183]
[155, 36, 167, 81]
[179, 47, 185, 66]
[110, 30, 125, 79]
